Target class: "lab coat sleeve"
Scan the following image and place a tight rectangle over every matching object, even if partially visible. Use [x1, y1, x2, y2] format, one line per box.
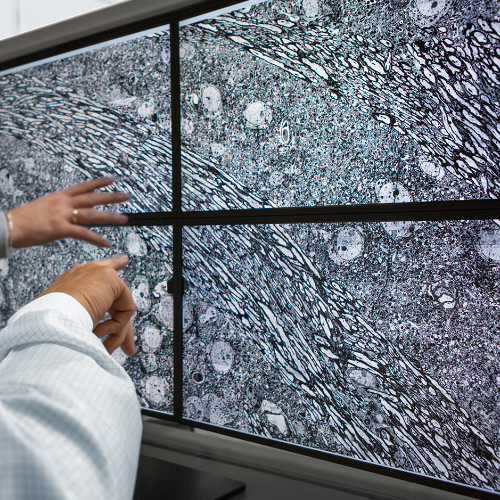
[0, 292, 142, 500]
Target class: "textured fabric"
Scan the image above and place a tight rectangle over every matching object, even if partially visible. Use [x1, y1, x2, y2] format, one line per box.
[0, 292, 142, 499]
[0, 212, 9, 259]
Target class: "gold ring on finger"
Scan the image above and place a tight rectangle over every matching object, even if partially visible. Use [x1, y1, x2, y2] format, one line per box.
[71, 208, 79, 224]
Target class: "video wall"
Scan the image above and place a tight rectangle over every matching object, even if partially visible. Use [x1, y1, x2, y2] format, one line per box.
[1, 0, 499, 496]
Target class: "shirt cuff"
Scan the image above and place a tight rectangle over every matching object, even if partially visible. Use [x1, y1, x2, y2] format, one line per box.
[7, 292, 94, 332]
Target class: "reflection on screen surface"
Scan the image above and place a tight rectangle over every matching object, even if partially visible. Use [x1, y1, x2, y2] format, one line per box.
[183, 221, 500, 491]
[180, 0, 500, 211]
[0, 26, 172, 213]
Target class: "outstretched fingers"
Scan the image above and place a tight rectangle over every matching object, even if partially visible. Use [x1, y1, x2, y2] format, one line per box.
[69, 208, 128, 226]
[63, 177, 116, 196]
[65, 224, 112, 247]
[91, 254, 130, 271]
[72, 191, 130, 208]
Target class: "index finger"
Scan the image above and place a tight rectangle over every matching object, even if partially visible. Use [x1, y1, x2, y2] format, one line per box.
[63, 177, 115, 196]
[92, 254, 130, 271]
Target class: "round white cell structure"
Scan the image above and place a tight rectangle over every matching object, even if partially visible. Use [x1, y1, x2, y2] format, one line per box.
[381, 220, 414, 238]
[201, 85, 222, 115]
[478, 227, 500, 262]
[144, 376, 166, 404]
[181, 118, 194, 135]
[376, 181, 412, 204]
[349, 369, 378, 387]
[416, 0, 448, 17]
[185, 396, 204, 420]
[137, 100, 155, 118]
[179, 43, 195, 60]
[126, 231, 147, 257]
[142, 323, 163, 353]
[200, 306, 217, 325]
[111, 347, 127, 365]
[131, 275, 151, 312]
[302, 0, 319, 18]
[210, 341, 234, 374]
[336, 227, 364, 261]
[244, 101, 272, 129]
[204, 394, 229, 426]
[269, 171, 284, 187]
[210, 143, 225, 157]
[154, 295, 174, 330]
[419, 158, 445, 179]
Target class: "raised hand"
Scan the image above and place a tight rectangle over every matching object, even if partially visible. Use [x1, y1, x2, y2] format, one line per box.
[8, 177, 129, 248]
[40, 255, 136, 355]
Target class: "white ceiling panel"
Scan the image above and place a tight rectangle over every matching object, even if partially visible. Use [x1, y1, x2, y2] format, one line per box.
[0, 0, 126, 41]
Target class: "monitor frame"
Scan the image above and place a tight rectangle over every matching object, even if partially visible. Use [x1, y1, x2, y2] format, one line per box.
[1, 1, 500, 498]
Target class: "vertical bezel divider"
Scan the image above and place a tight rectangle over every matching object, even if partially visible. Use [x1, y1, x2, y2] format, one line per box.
[170, 19, 183, 422]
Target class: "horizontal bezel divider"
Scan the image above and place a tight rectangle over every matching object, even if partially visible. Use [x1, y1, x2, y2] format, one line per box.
[122, 199, 500, 226]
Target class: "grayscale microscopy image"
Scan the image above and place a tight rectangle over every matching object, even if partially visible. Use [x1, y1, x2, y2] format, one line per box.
[0, 139, 174, 413]
[0, 25, 172, 213]
[182, 220, 500, 491]
[180, 0, 500, 210]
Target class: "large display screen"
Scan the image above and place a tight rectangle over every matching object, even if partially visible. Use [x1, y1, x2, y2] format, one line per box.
[183, 220, 500, 491]
[1, 0, 499, 496]
[180, 0, 500, 211]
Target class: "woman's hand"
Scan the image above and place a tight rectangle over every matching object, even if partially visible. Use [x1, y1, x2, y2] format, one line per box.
[9, 177, 129, 248]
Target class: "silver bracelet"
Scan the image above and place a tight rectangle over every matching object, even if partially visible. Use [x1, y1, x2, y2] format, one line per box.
[4, 211, 13, 249]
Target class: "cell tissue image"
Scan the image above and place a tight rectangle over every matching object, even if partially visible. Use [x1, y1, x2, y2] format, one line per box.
[180, 0, 500, 210]
[182, 220, 500, 490]
[0, 27, 175, 412]
[0, 170, 174, 412]
[0, 25, 172, 213]
[0, 201, 174, 412]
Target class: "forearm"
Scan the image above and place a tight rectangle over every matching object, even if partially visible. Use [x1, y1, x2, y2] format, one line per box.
[0, 293, 142, 500]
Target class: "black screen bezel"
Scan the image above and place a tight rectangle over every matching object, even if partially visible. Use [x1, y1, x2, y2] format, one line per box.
[1, 1, 500, 498]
